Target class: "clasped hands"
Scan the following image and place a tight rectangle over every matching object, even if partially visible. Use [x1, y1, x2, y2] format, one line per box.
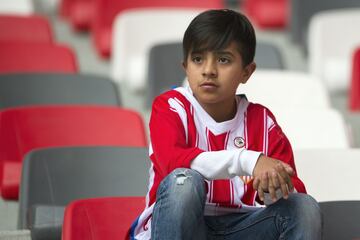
[252, 154, 294, 204]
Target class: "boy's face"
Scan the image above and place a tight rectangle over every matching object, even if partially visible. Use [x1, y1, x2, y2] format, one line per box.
[183, 41, 255, 108]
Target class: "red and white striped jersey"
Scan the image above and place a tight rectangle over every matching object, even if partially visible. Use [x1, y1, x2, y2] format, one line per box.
[130, 87, 306, 240]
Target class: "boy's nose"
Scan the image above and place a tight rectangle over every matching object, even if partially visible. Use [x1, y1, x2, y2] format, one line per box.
[202, 59, 217, 78]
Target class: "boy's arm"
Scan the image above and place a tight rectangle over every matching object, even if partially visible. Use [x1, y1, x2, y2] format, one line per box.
[266, 119, 306, 194]
[149, 96, 204, 177]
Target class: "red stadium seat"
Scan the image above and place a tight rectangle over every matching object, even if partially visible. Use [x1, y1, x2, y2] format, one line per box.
[0, 105, 147, 200]
[92, 0, 224, 58]
[69, 0, 95, 31]
[0, 15, 53, 43]
[59, 0, 95, 31]
[63, 197, 145, 240]
[349, 48, 360, 111]
[0, 41, 77, 73]
[242, 0, 288, 29]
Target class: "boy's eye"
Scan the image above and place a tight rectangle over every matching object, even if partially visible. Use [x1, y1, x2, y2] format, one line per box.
[192, 56, 202, 64]
[218, 57, 230, 64]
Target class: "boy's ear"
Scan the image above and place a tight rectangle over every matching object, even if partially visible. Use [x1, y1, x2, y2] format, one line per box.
[240, 62, 256, 84]
[182, 61, 187, 70]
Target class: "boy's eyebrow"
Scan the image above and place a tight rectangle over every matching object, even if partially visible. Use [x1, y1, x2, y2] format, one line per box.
[190, 50, 235, 56]
[214, 50, 235, 56]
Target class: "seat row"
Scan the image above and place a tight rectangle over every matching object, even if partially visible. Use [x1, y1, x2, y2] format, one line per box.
[11, 146, 360, 240]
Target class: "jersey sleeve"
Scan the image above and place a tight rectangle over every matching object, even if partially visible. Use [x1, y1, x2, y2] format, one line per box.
[267, 110, 307, 194]
[149, 95, 204, 178]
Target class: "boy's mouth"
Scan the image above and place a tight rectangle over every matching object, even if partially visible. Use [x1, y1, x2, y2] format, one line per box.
[200, 81, 219, 91]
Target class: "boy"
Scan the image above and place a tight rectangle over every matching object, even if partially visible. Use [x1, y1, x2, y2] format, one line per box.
[131, 9, 321, 240]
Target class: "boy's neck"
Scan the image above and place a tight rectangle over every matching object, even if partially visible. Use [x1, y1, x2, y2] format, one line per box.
[200, 98, 238, 123]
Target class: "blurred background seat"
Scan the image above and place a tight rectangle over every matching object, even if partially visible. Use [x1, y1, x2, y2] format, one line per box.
[93, 0, 224, 58]
[294, 149, 360, 201]
[0, 73, 121, 109]
[236, 70, 331, 110]
[0, 14, 53, 43]
[0, 0, 34, 15]
[0, 41, 78, 73]
[0, 105, 147, 200]
[18, 146, 149, 240]
[308, 8, 360, 92]
[62, 197, 145, 240]
[319, 201, 360, 240]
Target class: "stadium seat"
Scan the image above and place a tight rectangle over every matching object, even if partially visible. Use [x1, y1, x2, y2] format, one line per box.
[290, 0, 360, 52]
[0, 41, 78, 73]
[308, 9, 360, 91]
[63, 197, 145, 240]
[93, 0, 224, 58]
[236, 70, 331, 110]
[242, 0, 288, 29]
[349, 47, 360, 111]
[69, 0, 95, 31]
[270, 107, 350, 150]
[0, 73, 121, 109]
[146, 42, 185, 108]
[294, 149, 360, 202]
[0, 15, 53, 43]
[0, 105, 147, 200]
[0, 0, 34, 15]
[111, 8, 209, 92]
[319, 201, 360, 240]
[18, 146, 149, 239]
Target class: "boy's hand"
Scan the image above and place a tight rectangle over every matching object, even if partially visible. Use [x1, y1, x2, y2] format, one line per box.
[252, 154, 295, 203]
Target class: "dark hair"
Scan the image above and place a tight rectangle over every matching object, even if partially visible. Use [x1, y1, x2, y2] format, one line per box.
[183, 9, 256, 67]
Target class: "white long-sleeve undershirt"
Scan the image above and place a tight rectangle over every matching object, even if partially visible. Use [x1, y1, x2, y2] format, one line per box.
[190, 149, 262, 180]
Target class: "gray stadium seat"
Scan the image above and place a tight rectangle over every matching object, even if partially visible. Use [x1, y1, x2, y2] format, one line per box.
[146, 41, 284, 107]
[146, 42, 185, 108]
[18, 146, 149, 240]
[0, 73, 121, 109]
[290, 0, 360, 52]
[320, 201, 360, 240]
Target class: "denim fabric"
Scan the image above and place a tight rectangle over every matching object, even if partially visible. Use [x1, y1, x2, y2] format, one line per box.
[151, 168, 322, 240]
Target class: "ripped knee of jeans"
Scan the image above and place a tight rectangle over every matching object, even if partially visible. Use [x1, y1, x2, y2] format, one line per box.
[174, 172, 191, 185]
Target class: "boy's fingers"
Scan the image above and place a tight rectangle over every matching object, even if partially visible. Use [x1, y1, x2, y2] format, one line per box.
[279, 162, 295, 176]
[267, 177, 277, 202]
[277, 173, 289, 199]
[253, 177, 260, 190]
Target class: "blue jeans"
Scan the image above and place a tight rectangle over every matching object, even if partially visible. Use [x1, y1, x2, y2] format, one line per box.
[151, 168, 322, 240]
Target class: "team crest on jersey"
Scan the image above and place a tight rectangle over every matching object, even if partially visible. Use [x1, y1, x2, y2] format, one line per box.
[234, 137, 245, 148]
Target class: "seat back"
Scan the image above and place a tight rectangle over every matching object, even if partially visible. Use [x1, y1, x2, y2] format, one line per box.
[0, 15, 52, 43]
[0, 73, 121, 109]
[63, 197, 145, 240]
[290, 0, 360, 51]
[94, 0, 224, 58]
[0, 42, 78, 73]
[112, 8, 201, 91]
[319, 201, 360, 240]
[0, 0, 34, 15]
[255, 42, 284, 69]
[237, 70, 331, 110]
[19, 146, 149, 229]
[146, 42, 185, 108]
[294, 149, 360, 201]
[242, 0, 288, 29]
[0, 105, 147, 199]
[308, 9, 360, 91]
[270, 107, 350, 150]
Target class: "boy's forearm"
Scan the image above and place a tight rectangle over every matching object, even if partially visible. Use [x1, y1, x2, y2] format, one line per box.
[190, 149, 261, 180]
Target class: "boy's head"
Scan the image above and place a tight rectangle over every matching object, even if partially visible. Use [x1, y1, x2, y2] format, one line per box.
[183, 9, 256, 67]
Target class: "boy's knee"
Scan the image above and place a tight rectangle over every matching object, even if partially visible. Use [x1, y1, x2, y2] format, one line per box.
[287, 193, 322, 225]
[158, 168, 206, 199]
